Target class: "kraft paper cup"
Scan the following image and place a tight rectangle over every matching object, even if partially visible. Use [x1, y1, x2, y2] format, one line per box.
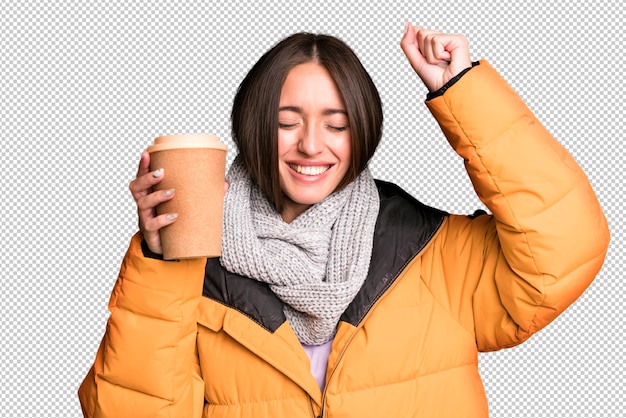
[148, 133, 227, 260]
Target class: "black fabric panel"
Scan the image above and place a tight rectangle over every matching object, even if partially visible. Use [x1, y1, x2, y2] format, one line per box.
[203, 258, 287, 332]
[141, 238, 166, 261]
[340, 180, 448, 326]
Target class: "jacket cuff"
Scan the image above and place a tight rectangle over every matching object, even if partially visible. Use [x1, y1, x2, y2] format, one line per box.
[426, 61, 480, 101]
[140, 237, 166, 260]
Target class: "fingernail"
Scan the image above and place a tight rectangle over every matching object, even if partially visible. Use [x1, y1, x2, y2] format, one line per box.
[152, 168, 163, 178]
[163, 189, 174, 196]
[166, 213, 178, 220]
[404, 21, 410, 35]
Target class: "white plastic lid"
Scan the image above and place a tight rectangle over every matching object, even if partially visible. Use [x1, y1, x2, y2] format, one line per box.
[147, 133, 227, 152]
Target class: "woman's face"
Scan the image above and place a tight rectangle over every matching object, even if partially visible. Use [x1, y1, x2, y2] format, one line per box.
[277, 62, 351, 222]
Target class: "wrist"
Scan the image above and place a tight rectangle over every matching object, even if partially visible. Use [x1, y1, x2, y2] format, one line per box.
[426, 61, 480, 100]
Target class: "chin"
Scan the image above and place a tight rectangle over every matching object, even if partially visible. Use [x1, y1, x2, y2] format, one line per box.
[290, 195, 328, 206]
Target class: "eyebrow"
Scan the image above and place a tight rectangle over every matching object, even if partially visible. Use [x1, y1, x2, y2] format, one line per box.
[278, 106, 347, 116]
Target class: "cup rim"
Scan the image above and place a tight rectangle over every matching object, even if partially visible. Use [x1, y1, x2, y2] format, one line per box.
[147, 133, 227, 152]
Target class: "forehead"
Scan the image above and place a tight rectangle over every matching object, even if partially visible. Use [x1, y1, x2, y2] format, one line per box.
[279, 62, 344, 108]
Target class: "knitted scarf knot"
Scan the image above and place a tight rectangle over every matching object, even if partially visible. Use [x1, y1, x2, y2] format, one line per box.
[220, 160, 380, 345]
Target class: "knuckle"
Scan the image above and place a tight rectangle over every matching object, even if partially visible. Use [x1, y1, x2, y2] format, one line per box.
[143, 218, 158, 233]
[136, 197, 154, 212]
[152, 216, 168, 231]
[135, 194, 146, 207]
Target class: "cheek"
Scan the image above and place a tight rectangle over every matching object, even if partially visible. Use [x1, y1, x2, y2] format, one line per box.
[336, 136, 352, 165]
[335, 137, 352, 183]
[277, 131, 297, 155]
[342, 140, 351, 160]
[277, 133, 286, 155]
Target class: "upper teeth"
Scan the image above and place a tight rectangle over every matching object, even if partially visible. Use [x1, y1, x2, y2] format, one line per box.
[290, 164, 330, 176]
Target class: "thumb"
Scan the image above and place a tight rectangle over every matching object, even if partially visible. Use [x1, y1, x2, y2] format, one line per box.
[400, 22, 426, 72]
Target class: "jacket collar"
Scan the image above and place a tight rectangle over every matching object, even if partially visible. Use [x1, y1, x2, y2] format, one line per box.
[202, 179, 448, 332]
[341, 180, 447, 326]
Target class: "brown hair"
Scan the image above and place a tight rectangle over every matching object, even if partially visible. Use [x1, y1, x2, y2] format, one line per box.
[231, 32, 383, 211]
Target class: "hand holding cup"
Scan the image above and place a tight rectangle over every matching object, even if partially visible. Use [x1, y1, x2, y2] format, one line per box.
[129, 151, 178, 255]
[129, 134, 228, 259]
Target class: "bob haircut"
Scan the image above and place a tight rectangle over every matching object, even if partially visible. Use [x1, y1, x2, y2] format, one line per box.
[231, 32, 383, 212]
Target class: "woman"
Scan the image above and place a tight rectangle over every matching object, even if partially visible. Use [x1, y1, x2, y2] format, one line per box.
[79, 24, 609, 417]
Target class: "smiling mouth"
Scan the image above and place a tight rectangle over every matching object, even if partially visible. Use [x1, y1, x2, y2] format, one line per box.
[288, 164, 332, 176]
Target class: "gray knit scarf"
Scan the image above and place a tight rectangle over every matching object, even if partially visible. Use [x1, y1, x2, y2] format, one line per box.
[220, 159, 380, 345]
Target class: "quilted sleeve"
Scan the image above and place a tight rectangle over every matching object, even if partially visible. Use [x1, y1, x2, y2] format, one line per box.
[426, 61, 610, 351]
[78, 233, 206, 417]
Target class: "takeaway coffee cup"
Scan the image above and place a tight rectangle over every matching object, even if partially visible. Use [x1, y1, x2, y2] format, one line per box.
[148, 133, 227, 260]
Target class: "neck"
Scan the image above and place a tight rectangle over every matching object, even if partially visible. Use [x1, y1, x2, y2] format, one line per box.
[280, 199, 311, 223]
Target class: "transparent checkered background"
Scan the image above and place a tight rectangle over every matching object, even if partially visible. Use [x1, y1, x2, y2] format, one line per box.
[1, 1, 623, 417]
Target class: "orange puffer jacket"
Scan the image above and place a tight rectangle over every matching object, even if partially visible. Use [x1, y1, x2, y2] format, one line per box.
[79, 61, 609, 418]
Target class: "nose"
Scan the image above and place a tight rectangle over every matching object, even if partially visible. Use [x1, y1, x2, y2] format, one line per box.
[297, 123, 324, 156]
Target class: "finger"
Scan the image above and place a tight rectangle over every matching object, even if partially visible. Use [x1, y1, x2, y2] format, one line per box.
[135, 150, 150, 179]
[136, 188, 175, 212]
[415, 28, 437, 54]
[424, 40, 451, 65]
[142, 212, 178, 235]
[420, 30, 450, 65]
[129, 167, 165, 201]
[445, 35, 471, 71]
[224, 181, 229, 195]
[421, 35, 436, 64]
[400, 22, 427, 71]
[425, 31, 469, 62]
[141, 212, 178, 255]
[136, 188, 174, 235]
[431, 38, 452, 62]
